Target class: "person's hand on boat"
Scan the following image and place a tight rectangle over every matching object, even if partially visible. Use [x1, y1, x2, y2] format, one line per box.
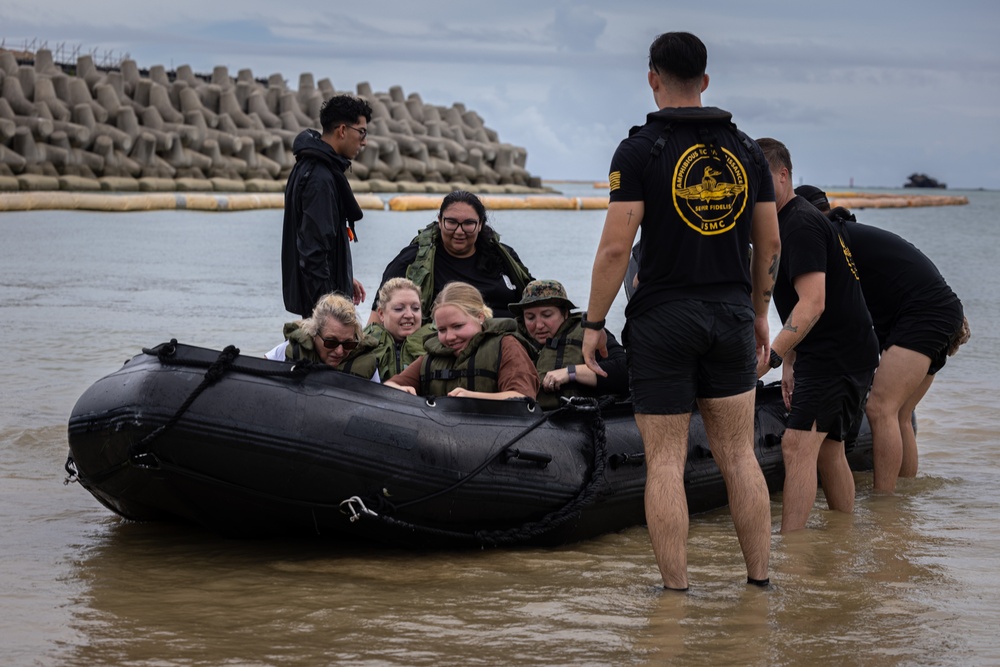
[542, 367, 570, 392]
[582, 327, 608, 378]
[352, 278, 366, 305]
[384, 380, 417, 395]
[542, 364, 599, 391]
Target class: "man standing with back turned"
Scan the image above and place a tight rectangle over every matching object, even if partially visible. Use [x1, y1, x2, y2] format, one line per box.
[582, 32, 781, 591]
[282, 95, 372, 319]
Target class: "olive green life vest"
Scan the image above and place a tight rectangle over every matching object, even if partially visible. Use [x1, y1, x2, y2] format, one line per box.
[520, 314, 588, 410]
[363, 321, 436, 381]
[419, 318, 535, 396]
[404, 222, 533, 322]
[282, 321, 380, 380]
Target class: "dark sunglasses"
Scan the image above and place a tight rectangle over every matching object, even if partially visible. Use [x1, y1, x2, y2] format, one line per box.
[318, 335, 359, 351]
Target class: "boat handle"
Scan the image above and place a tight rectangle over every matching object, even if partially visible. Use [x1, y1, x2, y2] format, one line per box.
[608, 452, 646, 469]
[501, 448, 552, 467]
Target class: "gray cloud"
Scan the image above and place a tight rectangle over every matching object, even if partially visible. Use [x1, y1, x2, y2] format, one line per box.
[2, 1, 999, 187]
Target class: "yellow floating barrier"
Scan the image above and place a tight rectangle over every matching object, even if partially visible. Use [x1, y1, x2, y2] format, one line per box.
[579, 196, 610, 210]
[387, 195, 443, 211]
[0, 190, 967, 213]
[479, 196, 529, 210]
[0, 191, 387, 213]
[830, 194, 968, 209]
[524, 196, 577, 210]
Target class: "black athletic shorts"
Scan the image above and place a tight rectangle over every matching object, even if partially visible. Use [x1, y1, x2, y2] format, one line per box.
[787, 369, 874, 442]
[624, 299, 757, 415]
[881, 300, 964, 375]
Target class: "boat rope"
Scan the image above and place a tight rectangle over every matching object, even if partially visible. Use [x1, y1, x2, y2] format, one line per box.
[346, 395, 615, 547]
[68, 339, 380, 484]
[127, 341, 242, 465]
[124, 340, 340, 467]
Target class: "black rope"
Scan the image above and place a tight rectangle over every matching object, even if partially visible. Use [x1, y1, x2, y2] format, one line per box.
[128, 342, 241, 464]
[390, 402, 560, 512]
[360, 396, 615, 547]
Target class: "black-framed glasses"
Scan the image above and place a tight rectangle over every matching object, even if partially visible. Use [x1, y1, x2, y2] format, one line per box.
[342, 124, 368, 139]
[440, 217, 480, 233]
[318, 335, 359, 351]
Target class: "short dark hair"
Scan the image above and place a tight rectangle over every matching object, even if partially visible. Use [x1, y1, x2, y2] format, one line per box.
[319, 95, 373, 134]
[756, 137, 793, 175]
[648, 32, 707, 81]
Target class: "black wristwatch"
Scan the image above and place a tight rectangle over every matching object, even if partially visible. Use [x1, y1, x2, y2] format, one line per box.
[768, 349, 783, 369]
[580, 313, 606, 330]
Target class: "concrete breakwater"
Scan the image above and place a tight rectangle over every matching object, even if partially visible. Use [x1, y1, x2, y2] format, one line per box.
[0, 48, 546, 195]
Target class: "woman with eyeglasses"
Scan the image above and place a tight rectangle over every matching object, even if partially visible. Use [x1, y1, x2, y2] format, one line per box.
[368, 190, 534, 325]
[265, 292, 380, 381]
[363, 277, 436, 381]
[383, 282, 539, 401]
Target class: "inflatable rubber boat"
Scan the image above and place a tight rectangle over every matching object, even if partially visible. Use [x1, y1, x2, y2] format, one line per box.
[65, 341, 874, 548]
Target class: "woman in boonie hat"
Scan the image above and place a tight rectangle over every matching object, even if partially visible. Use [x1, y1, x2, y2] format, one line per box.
[510, 279, 629, 409]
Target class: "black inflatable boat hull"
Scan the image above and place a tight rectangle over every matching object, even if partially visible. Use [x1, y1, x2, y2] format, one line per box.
[66, 342, 874, 548]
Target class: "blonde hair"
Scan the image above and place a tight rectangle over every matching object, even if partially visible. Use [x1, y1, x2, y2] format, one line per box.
[304, 292, 363, 340]
[431, 282, 492, 321]
[377, 277, 423, 310]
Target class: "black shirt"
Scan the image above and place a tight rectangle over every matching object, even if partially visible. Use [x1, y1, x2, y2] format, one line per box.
[608, 106, 775, 318]
[773, 197, 879, 375]
[831, 210, 962, 341]
[373, 242, 527, 320]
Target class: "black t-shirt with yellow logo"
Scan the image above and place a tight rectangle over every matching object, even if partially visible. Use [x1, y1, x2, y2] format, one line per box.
[774, 196, 879, 375]
[608, 106, 775, 319]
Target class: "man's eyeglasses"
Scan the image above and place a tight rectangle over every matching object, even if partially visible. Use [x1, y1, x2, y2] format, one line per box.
[318, 335, 360, 351]
[440, 217, 480, 233]
[343, 125, 368, 139]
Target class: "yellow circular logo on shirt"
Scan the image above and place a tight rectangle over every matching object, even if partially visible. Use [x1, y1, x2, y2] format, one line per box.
[672, 144, 749, 235]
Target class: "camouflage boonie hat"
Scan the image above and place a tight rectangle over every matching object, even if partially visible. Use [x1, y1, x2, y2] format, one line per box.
[509, 279, 577, 316]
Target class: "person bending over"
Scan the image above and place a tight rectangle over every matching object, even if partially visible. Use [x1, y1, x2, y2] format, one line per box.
[795, 185, 969, 492]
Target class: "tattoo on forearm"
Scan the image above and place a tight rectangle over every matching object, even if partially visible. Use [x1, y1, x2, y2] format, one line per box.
[768, 254, 779, 280]
[782, 317, 798, 333]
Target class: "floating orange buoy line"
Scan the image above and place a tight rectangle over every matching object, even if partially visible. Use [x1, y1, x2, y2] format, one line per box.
[826, 192, 969, 209]
[0, 187, 968, 213]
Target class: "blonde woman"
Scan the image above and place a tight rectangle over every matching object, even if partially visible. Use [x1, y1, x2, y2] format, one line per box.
[265, 292, 380, 381]
[364, 277, 436, 381]
[384, 282, 539, 400]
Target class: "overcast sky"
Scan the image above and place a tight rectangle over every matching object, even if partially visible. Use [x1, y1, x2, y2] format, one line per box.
[4, 1, 999, 189]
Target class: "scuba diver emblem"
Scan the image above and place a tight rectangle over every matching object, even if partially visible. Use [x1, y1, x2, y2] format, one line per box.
[672, 144, 748, 235]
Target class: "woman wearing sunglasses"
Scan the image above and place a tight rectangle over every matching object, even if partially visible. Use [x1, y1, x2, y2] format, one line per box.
[368, 190, 534, 325]
[384, 282, 539, 401]
[265, 292, 380, 381]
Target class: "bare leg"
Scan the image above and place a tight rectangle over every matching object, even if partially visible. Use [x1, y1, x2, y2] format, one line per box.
[698, 389, 770, 582]
[867, 346, 932, 492]
[899, 374, 934, 478]
[780, 427, 827, 532]
[635, 412, 691, 590]
[817, 438, 855, 513]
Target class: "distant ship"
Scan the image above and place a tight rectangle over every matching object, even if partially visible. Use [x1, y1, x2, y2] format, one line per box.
[904, 173, 947, 189]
